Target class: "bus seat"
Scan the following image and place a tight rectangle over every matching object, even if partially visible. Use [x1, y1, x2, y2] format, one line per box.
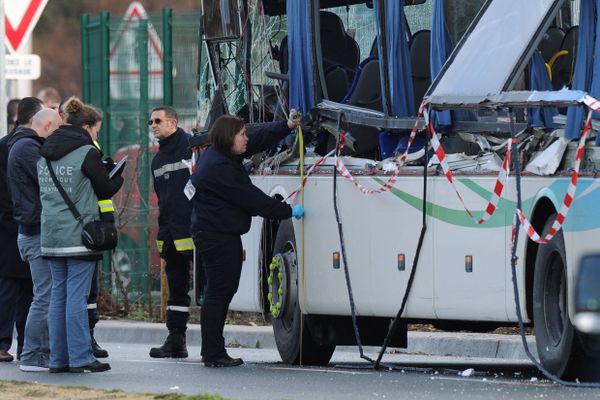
[320, 57, 381, 157]
[279, 35, 289, 74]
[538, 27, 565, 63]
[331, 57, 381, 157]
[343, 57, 381, 110]
[279, 11, 360, 80]
[551, 25, 578, 90]
[324, 65, 350, 103]
[320, 11, 360, 80]
[410, 30, 431, 114]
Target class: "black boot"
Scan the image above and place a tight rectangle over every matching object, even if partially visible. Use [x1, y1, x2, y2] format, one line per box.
[91, 335, 109, 358]
[149, 333, 188, 358]
[90, 328, 108, 358]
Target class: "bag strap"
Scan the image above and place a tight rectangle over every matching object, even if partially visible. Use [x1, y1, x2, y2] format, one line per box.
[45, 158, 83, 223]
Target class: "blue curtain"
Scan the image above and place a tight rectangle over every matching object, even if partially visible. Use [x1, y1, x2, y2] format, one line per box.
[374, 0, 415, 117]
[528, 51, 558, 128]
[564, 0, 595, 139]
[430, 0, 452, 126]
[287, 1, 314, 113]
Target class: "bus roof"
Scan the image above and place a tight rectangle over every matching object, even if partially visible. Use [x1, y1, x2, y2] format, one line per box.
[425, 0, 574, 109]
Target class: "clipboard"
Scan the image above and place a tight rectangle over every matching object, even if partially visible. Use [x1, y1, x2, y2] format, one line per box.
[109, 155, 128, 179]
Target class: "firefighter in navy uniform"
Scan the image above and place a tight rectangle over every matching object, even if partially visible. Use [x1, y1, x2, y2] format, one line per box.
[149, 106, 194, 358]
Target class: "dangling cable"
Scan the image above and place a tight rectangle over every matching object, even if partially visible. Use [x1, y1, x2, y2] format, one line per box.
[374, 114, 430, 369]
[332, 128, 377, 365]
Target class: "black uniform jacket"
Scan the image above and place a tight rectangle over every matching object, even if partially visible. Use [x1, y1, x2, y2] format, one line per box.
[0, 129, 30, 279]
[190, 120, 293, 236]
[151, 128, 193, 246]
[7, 126, 45, 235]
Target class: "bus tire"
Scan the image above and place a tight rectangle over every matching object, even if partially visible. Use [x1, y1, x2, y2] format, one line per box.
[533, 214, 585, 379]
[271, 219, 335, 365]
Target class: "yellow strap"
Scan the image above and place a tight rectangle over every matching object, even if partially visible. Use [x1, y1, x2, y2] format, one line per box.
[545, 62, 552, 81]
[93, 140, 101, 150]
[547, 49, 568, 70]
[298, 125, 305, 365]
[98, 199, 114, 213]
[156, 240, 164, 253]
[174, 237, 194, 252]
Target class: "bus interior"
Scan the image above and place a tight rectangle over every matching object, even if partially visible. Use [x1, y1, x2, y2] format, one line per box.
[197, 0, 596, 177]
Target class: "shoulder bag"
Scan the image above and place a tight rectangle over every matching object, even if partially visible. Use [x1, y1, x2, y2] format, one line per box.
[46, 158, 118, 251]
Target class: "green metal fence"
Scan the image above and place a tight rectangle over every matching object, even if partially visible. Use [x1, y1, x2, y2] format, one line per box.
[81, 8, 201, 312]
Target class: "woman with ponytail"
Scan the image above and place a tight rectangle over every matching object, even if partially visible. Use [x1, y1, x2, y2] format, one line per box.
[37, 97, 123, 373]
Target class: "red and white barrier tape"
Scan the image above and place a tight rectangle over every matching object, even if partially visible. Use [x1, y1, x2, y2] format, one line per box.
[424, 109, 512, 225]
[333, 103, 427, 195]
[285, 147, 337, 202]
[514, 108, 593, 244]
[287, 103, 427, 201]
[285, 95, 596, 232]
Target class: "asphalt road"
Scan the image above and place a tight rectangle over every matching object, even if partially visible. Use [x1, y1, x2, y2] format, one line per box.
[1, 343, 600, 400]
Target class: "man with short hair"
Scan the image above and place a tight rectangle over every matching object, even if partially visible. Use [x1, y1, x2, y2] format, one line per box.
[148, 106, 194, 358]
[7, 103, 61, 372]
[36, 87, 61, 110]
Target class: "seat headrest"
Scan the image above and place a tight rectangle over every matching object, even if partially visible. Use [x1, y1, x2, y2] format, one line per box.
[320, 11, 346, 37]
[538, 27, 565, 61]
[410, 30, 431, 80]
[561, 25, 578, 53]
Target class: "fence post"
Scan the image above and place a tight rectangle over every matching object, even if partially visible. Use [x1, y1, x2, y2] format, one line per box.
[80, 14, 90, 103]
[138, 18, 151, 305]
[98, 11, 113, 292]
[100, 11, 111, 152]
[163, 7, 173, 106]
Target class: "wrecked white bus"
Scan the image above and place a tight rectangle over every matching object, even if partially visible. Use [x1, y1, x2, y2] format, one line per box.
[196, 0, 600, 380]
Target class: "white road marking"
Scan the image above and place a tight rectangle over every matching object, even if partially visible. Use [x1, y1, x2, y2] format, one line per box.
[433, 375, 551, 387]
[266, 366, 374, 375]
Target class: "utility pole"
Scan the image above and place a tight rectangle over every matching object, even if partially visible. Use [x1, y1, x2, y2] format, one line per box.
[0, 0, 7, 137]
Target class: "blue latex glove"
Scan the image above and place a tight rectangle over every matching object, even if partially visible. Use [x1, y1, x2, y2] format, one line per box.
[292, 204, 305, 220]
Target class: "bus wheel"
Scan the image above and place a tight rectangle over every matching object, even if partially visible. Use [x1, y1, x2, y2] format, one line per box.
[533, 214, 585, 379]
[271, 219, 335, 365]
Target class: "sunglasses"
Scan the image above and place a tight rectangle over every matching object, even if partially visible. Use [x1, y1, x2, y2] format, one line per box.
[147, 118, 167, 126]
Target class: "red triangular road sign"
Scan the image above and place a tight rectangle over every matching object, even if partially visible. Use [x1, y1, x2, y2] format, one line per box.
[109, 2, 164, 100]
[110, 2, 163, 63]
[5, 0, 48, 54]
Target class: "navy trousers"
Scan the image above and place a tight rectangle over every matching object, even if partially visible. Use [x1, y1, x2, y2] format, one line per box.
[164, 241, 192, 335]
[87, 264, 99, 330]
[0, 277, 33, 352]
[195, 231, 243, 360]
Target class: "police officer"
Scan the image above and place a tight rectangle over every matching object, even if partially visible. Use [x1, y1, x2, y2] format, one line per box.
[149, 106, 194, 358]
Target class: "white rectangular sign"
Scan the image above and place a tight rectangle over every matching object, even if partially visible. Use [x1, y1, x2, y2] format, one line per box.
[6, 54, 41, 80]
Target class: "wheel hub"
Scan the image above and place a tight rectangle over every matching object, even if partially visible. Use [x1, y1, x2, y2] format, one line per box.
[543, 253, 566, 346]
[268, 252, 293, 319]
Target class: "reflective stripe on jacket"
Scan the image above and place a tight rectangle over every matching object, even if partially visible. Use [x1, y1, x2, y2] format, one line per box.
[151, 128, 193, 253]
